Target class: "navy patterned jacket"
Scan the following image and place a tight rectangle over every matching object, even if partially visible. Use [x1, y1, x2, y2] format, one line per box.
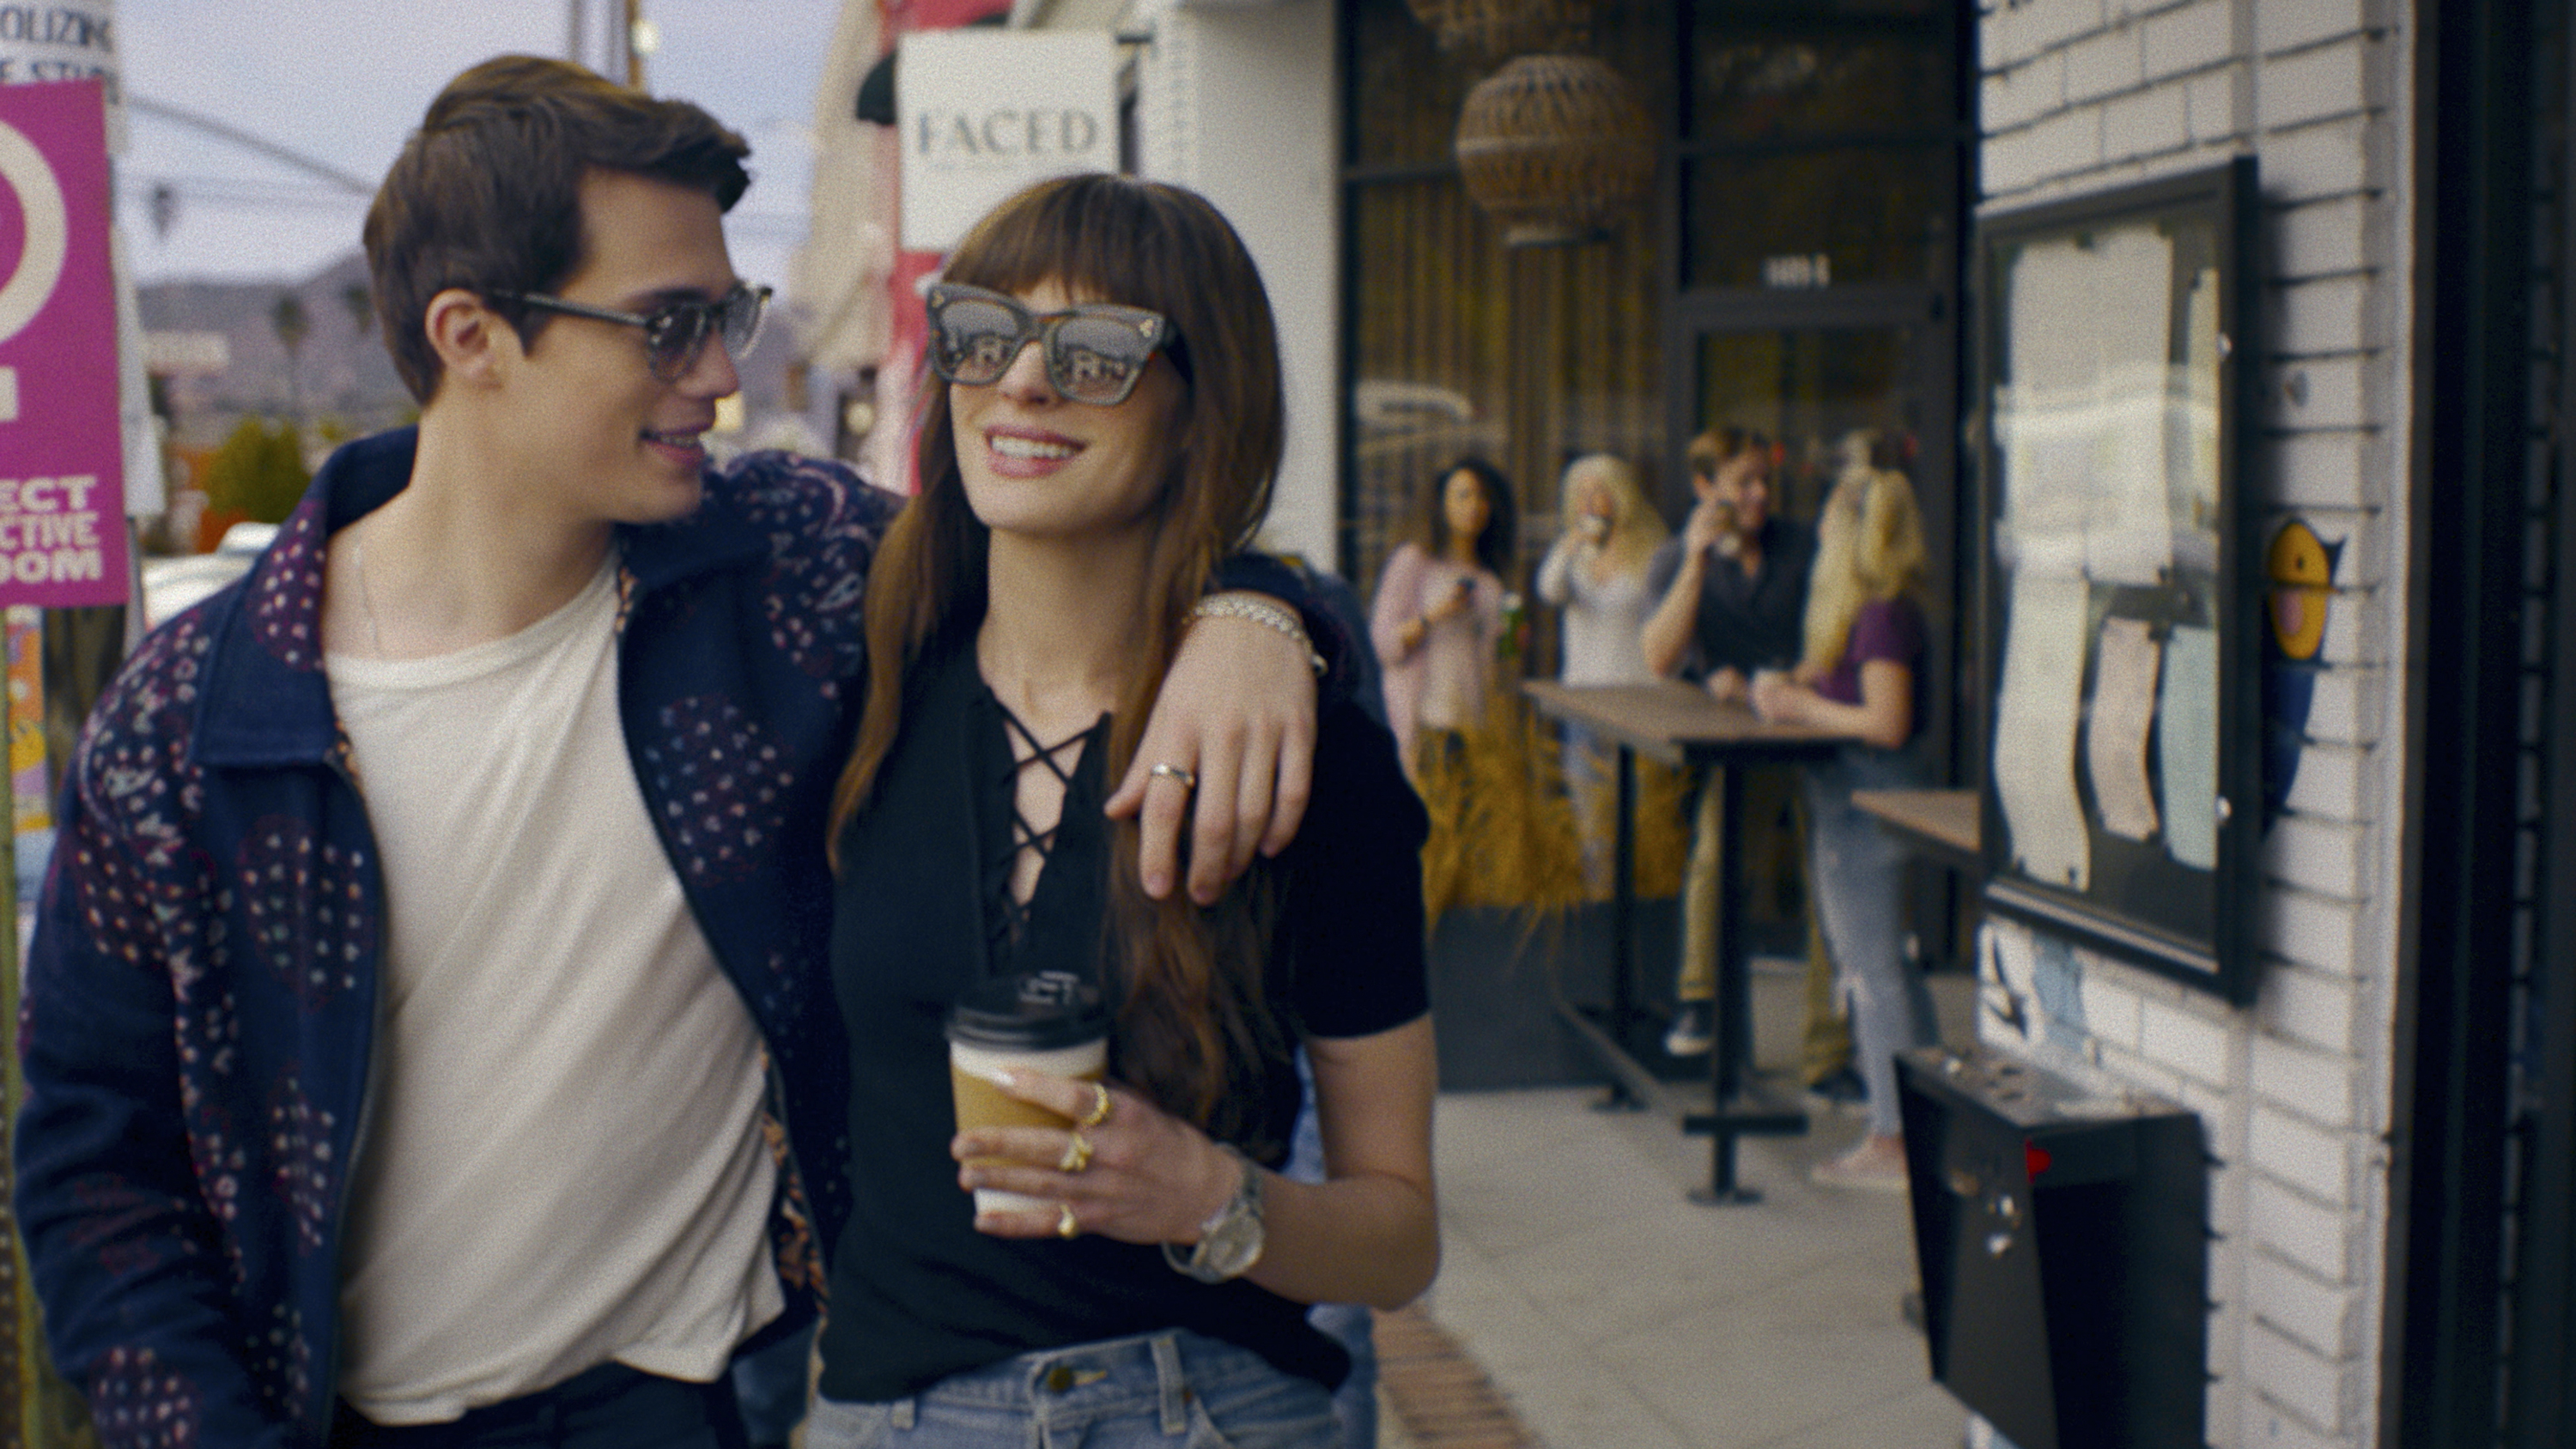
[12, 427, 895, 1448]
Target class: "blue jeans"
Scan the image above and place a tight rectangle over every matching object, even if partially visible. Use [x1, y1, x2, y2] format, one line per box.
[804, 1331, 1341, 1449]
[1802, 747, 1937, 1138]
[1557, 721, 1615, 893]
[325, 1361, 746, 1449]
[731, 1319, 817, 1446]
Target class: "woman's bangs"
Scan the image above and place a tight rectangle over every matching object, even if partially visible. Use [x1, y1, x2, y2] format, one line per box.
[950, 180, 1178, 321]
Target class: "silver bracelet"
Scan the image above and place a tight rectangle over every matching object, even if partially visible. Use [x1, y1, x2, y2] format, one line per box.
[1191, 595, 1327, 676]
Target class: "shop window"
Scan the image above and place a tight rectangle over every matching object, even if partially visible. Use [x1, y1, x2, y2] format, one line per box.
[1680, 143, 1953, 289]
[1340, 178, 1664, 596]
[1687, 33, 1950, 147]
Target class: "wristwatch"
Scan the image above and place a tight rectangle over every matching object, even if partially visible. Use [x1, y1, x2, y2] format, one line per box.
[1163, 1144, 1266, 1283]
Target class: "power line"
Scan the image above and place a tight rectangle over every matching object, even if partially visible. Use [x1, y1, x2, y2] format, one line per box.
[125, 94, 374, 193]
[120, 175, 811, 244]
[122, 91, 811, 247]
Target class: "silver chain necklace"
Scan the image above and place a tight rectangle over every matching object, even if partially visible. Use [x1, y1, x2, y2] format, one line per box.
[350, 525, 387, 657]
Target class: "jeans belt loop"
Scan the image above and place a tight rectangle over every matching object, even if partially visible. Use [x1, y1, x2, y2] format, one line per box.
[1151, 1334, 1189, 1434]
[890, 1397, 916, 1430]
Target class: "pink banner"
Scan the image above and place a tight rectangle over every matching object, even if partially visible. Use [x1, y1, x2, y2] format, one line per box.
[0, 78, 126, 607]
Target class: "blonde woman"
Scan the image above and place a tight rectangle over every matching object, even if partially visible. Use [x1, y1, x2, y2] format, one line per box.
[1747, 449, 1935, 1191]
[1535, 454, 1668, 885]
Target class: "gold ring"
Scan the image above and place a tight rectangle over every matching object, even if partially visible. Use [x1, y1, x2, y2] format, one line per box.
[1150, 761, 1197, 791]
[1059, 1131, 1093, 1174]
[1078, 1082, 1112, 1129]
[1057, 1203, 1080, 1240]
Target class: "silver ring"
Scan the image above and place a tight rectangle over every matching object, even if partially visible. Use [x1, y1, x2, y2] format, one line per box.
[1150, 762, 1197, 791]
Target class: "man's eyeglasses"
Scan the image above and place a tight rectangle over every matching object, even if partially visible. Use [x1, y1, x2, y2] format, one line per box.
[924, 282, 1182, 406]
[494, 281, 771, 382]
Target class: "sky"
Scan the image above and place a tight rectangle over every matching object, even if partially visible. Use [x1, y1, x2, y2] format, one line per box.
[109, 0, 848, 292]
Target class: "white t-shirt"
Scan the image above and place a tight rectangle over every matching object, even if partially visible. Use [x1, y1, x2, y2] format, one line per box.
[327, 559, 781, 1424]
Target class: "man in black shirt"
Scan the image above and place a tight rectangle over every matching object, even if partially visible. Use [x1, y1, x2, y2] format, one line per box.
[1638, 431, 1848, 1086]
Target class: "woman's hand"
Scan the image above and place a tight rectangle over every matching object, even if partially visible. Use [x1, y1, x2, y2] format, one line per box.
[1704, 666, 1749, 705]
[1396, 577, 1474, 656]
[1751, 658, 1914, 749]
[1748, 668, 1807, 723]
[953, 1071, 1239, 1246]
[1424, 576, 1474, 626]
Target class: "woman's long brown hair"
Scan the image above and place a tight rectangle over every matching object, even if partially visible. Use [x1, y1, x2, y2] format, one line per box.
[826, 174, 1294, 1154]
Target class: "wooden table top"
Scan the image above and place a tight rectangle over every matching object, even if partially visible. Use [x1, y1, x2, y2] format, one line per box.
[1520, 680, 1850, 767]
[1851, 787, 1981, 858]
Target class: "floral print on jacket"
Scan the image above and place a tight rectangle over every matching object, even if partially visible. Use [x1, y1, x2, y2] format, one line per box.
[12, 427, 896, 1449]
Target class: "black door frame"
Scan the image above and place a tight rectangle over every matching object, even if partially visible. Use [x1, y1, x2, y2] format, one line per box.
[2383, 0, 2541, 1442]
[2507, 4, 2576, 1435]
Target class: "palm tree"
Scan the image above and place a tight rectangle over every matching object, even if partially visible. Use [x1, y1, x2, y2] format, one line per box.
[271, 292, 310, 421]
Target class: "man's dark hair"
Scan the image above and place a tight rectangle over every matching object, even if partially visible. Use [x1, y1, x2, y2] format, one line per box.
[362, 55, 752, 402]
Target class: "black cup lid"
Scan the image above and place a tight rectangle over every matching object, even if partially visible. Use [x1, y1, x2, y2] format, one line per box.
[946, 971, 1109, 1051]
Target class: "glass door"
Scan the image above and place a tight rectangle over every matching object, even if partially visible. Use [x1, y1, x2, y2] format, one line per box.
[1664, 292, 1963, 965]
[1667, 292, 1958, 767]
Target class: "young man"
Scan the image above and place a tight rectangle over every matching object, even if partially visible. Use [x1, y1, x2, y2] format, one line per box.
[1637, 429, 1834, 1063]
[14, 57, 1327, 1449]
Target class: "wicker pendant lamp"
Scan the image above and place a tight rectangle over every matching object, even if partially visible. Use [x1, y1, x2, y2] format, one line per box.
[1454, 54, 1656, 247]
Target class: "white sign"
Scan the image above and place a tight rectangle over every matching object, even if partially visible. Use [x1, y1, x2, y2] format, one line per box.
[0, 2, 122, 151]
[898, 30, 1117, 252]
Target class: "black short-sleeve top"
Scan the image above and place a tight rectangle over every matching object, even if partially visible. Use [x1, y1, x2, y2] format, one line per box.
[817, 634, 1431, 1404]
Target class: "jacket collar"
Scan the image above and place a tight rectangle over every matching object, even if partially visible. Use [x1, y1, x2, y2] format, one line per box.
[191, 426, 768, 768]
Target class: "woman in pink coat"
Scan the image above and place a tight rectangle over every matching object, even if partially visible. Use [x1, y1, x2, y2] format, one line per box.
[1370, 458, 1516, 783]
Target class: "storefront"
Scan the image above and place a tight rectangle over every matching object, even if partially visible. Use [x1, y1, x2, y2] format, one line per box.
[1312, 0, 2570, 1442]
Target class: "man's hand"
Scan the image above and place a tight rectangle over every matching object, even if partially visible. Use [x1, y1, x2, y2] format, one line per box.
[1108, 597, 1318, 903]
[1682, 494, 1734, 555]
[1704, 666, 1749, 705]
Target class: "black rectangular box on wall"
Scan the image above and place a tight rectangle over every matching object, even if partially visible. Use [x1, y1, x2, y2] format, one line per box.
[1898, 1046, 2208, 1449]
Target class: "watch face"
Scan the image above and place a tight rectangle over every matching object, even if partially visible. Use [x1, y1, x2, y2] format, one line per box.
[1199, 1211, 1264, 1280]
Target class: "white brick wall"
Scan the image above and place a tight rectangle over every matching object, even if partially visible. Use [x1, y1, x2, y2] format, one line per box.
[1975, 2, 2411, 1441]
[2248, 1253, 2363, 1355]
[2261, 889, 2362, 977]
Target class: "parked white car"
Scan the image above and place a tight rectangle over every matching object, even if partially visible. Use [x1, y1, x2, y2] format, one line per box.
[139, 522, 277, 627]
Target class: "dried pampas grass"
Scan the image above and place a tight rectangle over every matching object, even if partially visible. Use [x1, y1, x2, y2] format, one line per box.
[1415, 693, 1691, 927]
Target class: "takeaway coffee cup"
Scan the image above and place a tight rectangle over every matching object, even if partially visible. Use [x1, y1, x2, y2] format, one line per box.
[947, 970, 1110, 1215]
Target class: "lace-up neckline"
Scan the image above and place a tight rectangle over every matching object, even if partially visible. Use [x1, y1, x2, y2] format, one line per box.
[980, 693, 1109, 964]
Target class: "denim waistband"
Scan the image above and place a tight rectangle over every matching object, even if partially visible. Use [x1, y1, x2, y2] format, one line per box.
[845, 1329, 1279, 1434]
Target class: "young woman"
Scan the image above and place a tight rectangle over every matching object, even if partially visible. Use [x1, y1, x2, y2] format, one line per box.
[1535, 453, 1665, 690]
[1369, 458, 1516, 783]
[1534, 453, 1668, 887]
[1747, 451, 1937, 1191]
[811, 174, 1437, 1447]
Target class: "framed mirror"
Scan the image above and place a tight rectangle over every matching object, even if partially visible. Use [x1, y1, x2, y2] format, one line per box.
[1973, 158, 2260, 1002]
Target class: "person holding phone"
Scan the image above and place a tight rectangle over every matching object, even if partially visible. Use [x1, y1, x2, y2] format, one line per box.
[1370, 459, 1515, 785]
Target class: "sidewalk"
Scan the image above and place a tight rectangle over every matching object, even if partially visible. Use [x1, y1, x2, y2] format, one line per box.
[1382, 963, 1977, 1448]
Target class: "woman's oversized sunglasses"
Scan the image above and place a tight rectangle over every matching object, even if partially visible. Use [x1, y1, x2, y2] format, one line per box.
[924, 282, 1182, 406]
[494, 281, 772, 382]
